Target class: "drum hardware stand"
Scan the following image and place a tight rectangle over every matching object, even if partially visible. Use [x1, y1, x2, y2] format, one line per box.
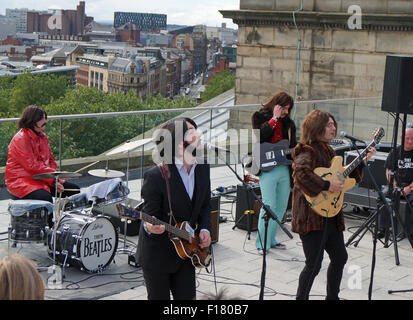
[214, 149, 293, 300]
[116, 215, 135, 255]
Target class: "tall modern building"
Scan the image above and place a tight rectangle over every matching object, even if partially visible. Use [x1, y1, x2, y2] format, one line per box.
[6, 8, 28, 33]
[113, 12, 166, 31]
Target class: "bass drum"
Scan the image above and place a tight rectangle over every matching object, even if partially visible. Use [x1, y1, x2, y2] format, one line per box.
[48, 212, 118, 273]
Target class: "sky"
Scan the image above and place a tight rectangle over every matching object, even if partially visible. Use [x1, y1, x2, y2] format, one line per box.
[1, 0, 239, 28]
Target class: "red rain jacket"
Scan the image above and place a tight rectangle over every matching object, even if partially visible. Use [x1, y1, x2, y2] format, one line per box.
[5, 128, 57, 198]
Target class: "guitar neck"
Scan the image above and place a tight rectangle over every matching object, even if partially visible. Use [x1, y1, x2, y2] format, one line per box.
[139, 211, 191, 242]
[284, 139, 344, 156]
[343, 141, 375, 178]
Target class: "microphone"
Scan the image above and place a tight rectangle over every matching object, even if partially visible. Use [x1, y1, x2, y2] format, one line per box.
[205, 143, 231, 153]
[339, 131, 365, 144]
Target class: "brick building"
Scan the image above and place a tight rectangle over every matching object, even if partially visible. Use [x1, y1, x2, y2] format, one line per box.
[117, 22, 140, 45]
[27, 1, 93, 36]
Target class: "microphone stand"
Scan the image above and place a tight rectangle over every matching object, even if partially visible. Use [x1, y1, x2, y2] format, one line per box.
[213, 150, 293, 300]
[347, 139, 396, 299]
[387, 113, 413, 295]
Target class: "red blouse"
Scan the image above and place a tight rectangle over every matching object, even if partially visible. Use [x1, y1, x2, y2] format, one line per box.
[268, 118, 283, 144]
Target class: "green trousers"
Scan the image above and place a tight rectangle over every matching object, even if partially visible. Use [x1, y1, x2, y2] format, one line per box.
[255, 165, 291, 250]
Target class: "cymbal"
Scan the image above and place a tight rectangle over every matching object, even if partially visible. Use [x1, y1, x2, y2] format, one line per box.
[88, 169, 125, 178]
[106, 138, 152, 156]
[33, 171, 82, 180]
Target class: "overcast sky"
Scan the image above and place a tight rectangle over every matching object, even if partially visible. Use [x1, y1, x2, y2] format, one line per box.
[1, 0, 239, 28]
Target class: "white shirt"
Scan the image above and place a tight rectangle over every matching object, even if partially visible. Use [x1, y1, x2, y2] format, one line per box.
[144, 158, 209, 235]
[174, 157, 197, 200]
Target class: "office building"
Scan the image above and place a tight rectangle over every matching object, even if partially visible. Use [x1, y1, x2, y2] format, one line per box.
[113, 12, 166, 31]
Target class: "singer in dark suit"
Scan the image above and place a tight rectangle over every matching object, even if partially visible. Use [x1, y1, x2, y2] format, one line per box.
[137, 117, 211, 300]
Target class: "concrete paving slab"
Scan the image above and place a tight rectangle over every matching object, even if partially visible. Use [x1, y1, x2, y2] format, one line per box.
[0, 165, 413, 301]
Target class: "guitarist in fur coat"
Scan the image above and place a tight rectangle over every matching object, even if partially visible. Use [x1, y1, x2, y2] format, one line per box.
[291, 109, 375, 300]
[137, 117, 211, 300]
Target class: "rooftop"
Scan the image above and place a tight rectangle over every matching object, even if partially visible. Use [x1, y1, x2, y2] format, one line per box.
[1, 166, 413, 302]
[0, 91, 412, 304]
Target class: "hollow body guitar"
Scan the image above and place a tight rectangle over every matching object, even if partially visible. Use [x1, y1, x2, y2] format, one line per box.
[117, 204, 211, 268]
[304, 128, 384, 218]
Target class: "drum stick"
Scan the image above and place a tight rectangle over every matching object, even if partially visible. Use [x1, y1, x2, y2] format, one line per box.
[75, 160, 100, 173]
[62, 189, 80, 192]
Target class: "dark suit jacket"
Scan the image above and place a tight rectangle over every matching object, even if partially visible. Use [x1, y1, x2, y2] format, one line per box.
[137, 163, 211, 273]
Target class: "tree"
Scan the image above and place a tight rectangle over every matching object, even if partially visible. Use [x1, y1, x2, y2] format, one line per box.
[44, 87, 197, 160]
[0, 76, 197, 165]
[8, 73, 69, 115]
[201, 70, 235, 103]
[0, 75, 15, 116]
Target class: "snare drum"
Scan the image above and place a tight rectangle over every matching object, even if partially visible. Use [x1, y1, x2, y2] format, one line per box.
[48, 212, 118, 273]
[10, 207, 48, 242]
[8, 200, 53, 243]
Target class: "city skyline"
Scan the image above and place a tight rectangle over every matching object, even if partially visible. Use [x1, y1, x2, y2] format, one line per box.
[1, 0, 239, 29]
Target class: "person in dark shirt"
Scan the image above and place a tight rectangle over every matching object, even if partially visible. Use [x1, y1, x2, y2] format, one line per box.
[377, 127, 413, 239]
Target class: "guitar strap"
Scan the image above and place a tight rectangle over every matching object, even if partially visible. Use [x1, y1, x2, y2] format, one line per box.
[157, 161, 177, 226]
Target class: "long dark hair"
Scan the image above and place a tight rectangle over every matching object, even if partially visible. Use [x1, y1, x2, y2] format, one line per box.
[17, 105, 47, 130]
[300, 109, 337, 144]
[154, 117, 198, 163]
[262, 91, 294, 116]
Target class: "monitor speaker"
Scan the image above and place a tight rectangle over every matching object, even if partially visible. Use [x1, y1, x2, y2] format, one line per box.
[210, 195, 220, 243]
[345, 151, 388, 189]
[235, 184, 260, 231]
[382, 55, 413, 114]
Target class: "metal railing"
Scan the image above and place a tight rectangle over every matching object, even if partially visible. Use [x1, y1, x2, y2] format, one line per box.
[0, 94, 410, 178]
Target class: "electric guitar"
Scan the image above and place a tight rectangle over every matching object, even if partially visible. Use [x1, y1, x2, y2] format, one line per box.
[304, 127, 385, 218]
[117, 203, 211, 269]
[252, 139, 347, 173]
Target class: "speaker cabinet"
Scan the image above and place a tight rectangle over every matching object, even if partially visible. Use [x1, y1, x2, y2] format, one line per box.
[210, 195, 220, 243]
[235, 184, 260, 231]
[382, 55, 413, 114]
[345, 150, 388, 189]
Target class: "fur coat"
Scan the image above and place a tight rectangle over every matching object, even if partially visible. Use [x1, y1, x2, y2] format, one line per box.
[291, 141, 363, 235]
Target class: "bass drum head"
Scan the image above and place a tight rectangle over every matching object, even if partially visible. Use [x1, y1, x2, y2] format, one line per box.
[79, 216, 118, 272]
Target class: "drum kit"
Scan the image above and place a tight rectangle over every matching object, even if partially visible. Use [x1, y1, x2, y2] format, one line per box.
[7, 139, 150, 274]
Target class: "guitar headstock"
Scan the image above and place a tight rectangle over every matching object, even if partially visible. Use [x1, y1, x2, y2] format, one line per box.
[373, 127, 385, 144]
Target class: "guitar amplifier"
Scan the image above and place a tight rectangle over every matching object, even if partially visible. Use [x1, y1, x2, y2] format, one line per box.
[210, 195, 220, 243]
[235, 184, 260, 231]
[92, 197, 141, 236]
[344, 150, 388, 189]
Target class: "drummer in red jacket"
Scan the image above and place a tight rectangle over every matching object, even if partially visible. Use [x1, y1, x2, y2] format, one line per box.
[5, 105, 79, 205]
